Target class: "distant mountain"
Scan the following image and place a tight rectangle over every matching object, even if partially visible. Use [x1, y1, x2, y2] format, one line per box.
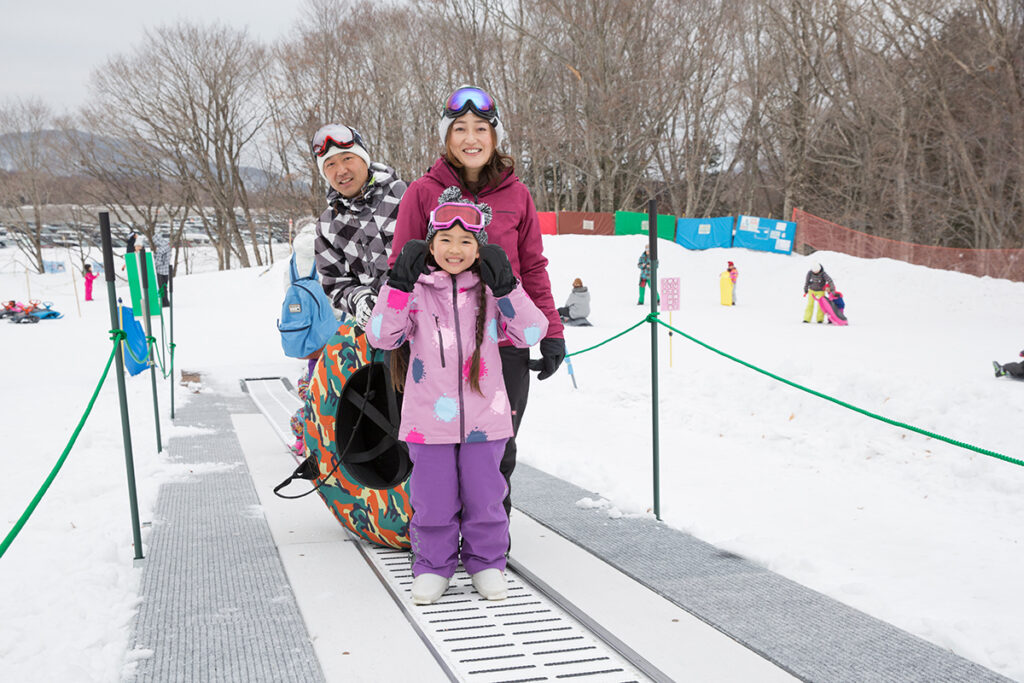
[0, 129, 280, 190]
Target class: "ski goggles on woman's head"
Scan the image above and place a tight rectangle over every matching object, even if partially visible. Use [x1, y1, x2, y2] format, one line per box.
[443, 86, 498, 121]
[429, 202, 486, 233]
[310, 124, 364, 157]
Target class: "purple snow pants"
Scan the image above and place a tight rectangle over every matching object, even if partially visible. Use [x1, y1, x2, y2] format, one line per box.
[408, 439, 509, 577]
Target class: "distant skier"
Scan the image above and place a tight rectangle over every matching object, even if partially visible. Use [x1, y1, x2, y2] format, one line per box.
[803, 262, 835, 323]
[637, 246, 659, 305]
[993, 350, 1024, 379]
[83, 264, 98, 302]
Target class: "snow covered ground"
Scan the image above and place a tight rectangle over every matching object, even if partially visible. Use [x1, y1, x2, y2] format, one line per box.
[0, 235, 1022, 681]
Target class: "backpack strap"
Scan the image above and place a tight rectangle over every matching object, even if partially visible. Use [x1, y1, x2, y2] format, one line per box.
[289, 253, 300, 283]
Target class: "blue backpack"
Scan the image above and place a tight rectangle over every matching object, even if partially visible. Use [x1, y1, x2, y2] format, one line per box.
[278, 255, 338, 358]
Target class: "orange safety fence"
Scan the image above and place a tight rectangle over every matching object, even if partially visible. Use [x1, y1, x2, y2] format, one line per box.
[793, 208, 1024, 283]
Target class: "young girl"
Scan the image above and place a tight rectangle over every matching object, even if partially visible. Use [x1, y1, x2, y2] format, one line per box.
[727, 261, 738, 305]
[367, 188, 548, 605]
[83, 264, 98, 301]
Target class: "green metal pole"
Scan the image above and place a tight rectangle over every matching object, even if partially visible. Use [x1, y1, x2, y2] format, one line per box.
[99, 212, 144, 561]
[648, 199, 661, 521]
[169, 266, 175, 420]
[138, 246, 163, 452]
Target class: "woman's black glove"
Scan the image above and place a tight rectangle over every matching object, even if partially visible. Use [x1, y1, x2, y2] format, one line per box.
[528, 337, 566, 380]
[388, 240, 430, 293]
[478, 244, 517, 297]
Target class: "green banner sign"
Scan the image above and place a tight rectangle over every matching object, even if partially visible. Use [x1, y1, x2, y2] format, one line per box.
[614, 210, 677, 240]
[125, 252, 161, 317]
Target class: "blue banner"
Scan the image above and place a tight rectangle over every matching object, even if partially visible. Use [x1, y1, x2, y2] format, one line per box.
[43, 260, 66, 273]
[675, 217, 734, 249]
[120, 305, 149, 376]
[732, 216, 795, 254]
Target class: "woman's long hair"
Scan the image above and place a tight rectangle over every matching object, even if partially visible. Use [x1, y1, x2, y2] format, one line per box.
[388, 256, 488, 397]
[444, 127, 515, 195]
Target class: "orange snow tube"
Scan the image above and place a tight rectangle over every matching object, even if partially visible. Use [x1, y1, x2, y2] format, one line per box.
[303, 321, 412, 549]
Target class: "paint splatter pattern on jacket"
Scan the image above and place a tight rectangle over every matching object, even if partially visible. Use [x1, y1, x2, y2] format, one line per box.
[367, 268, 548, 445]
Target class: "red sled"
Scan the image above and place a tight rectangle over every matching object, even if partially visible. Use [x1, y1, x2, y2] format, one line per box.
[816, 294, 848, 325]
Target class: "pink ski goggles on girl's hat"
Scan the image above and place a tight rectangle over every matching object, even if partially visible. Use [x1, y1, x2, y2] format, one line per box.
[430, 203, 486, 233]
[426, 202, 490, 245]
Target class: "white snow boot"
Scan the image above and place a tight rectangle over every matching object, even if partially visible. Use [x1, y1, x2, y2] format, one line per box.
[411, 573, 450, 605]
[471, 569, 508, 601]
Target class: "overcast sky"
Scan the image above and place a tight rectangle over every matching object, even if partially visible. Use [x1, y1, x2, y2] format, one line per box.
[0, 0, 301, 116]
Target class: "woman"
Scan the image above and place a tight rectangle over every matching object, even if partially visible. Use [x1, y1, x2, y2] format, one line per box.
[391, 85, 564, 517]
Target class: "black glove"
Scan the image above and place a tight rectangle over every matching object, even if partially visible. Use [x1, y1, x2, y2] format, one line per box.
[478, 244, 517, 297]
[388, 240, 430, 293]
[528, 337, 566, 381]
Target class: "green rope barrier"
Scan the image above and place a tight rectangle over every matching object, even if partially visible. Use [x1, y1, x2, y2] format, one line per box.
[158, 305, 170, 371]
[121, 334, 150, 366]
[0, 336, 122, 560]
[650, 317, 1022, 468]
[146, 335, 172, 378]
[565, 318, 650, 357]
[566, 315, 1021, 469]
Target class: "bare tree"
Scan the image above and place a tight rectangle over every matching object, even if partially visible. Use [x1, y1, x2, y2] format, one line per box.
[0, 99, 58, 273]
[88, 22, 270, 269]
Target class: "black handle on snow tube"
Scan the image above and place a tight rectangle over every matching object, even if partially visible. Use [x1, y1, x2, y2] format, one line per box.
[341, 387, 401, 464]
[272, 454, 321, 499]
[273, 356, 377, 500]
[331, 350, 411, 489]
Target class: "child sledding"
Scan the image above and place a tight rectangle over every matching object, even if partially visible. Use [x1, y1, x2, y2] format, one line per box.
[993, 350, 1024, 380]
[558, 278, 592, 326]
[3, 300, 63, 324]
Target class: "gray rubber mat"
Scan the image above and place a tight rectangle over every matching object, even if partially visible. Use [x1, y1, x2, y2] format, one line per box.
[510, 463, 1010, 683]
[127, 392, 324, 682]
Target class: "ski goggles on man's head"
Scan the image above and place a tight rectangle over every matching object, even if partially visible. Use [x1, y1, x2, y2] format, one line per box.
[430, 202, 486, 233]
[310, 124, 364, 157]
[443, 86, 498, 121]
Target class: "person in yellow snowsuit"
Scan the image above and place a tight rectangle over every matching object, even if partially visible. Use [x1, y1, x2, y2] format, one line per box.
[803, 262, 834, 323]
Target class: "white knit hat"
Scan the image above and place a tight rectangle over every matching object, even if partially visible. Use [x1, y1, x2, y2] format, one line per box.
[438, 114, 506, 149]
[316, 144, 371, 181]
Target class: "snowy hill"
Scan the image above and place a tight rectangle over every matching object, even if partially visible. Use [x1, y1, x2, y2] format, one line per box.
[0, 235, 1022, 681]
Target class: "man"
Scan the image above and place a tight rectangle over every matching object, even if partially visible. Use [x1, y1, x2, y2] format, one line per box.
[311, 124, 406, 328]
[298, 124, 412, 547]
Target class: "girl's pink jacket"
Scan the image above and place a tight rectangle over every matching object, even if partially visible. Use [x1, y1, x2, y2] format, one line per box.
[366, 268, 547, 445]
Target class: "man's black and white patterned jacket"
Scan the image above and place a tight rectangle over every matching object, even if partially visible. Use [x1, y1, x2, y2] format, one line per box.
[314, 163, 407, 316]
